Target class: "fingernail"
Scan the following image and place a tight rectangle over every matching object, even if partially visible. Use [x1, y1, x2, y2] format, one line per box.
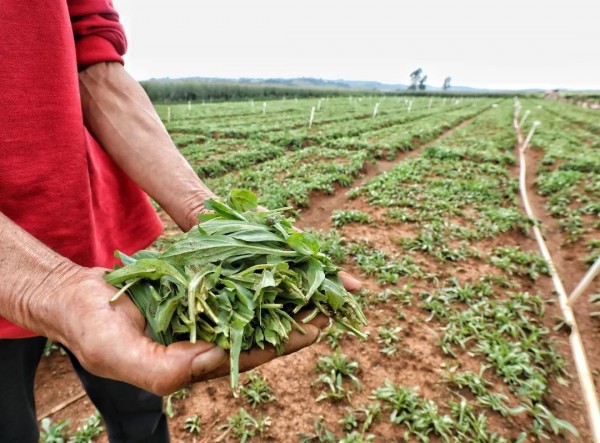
[191, 346, 227, 379]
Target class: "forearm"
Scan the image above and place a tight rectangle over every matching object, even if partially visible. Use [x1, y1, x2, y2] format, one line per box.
[79, 62, 214, 232]
[0, 212, 81, 340]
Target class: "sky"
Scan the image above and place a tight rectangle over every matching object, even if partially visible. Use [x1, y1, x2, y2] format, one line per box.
[113, 0, 600, 90]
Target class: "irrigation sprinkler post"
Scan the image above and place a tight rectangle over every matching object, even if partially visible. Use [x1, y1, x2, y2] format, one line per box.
[519, 110, 530, 127]
[515, 115, 600, 443]
[309, 106, 316, 128]
[568, 258, 600, 306]
[372, 102, 380, 118]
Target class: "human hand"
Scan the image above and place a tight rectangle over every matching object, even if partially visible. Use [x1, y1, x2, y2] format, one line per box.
[51, 267, 361, 396]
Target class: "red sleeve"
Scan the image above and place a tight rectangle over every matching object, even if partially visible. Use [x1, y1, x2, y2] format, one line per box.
[68, 0, 128, 71]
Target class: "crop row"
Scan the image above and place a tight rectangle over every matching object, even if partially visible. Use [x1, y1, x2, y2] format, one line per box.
[310, 101, 579, 441]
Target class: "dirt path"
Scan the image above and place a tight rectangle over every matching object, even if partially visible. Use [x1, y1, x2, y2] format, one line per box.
[296, 115, 478, 232]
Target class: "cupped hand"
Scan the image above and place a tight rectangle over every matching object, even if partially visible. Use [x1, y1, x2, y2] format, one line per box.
[52, 267, 360, 396]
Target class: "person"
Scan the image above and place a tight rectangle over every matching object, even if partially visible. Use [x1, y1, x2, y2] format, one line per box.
[0, 1, 361, 442]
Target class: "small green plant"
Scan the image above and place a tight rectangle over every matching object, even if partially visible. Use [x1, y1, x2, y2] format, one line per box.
[40, 418, 69, 443]
[312, 352, 362, 402]
[372, 381, 453, 442]
[339, 403, 381, 433]
[218, 408, 270, 443]
[488, 246, 550, 281]
[239, 371, 275, 408]
[376, 326, 402, 356]
[298, 417, 337, 443]
[332, 210, 373, 227]
[319, 324, 347, 350]
[528, 403, 579, 439]
[43, 339, 66, 357]
[183, 414, 202, 436]
[68, 413, 103, 443]
[165, 387, 190, 418]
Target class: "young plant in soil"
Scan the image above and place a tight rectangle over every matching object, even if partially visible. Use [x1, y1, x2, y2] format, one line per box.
[68, 413, 104, 443]
[105, 190, 367, 388]
[183, 414, 202, 436]
[376, 325, 402, 356]
[217, 408, 271, 443]
[238, 371, 275, 408]
[312, 352, 362, 402]
[40, 418, 69, 443]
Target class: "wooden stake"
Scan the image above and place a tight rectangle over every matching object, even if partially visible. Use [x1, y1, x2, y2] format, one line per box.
[407, 100, 413, 113]
[263, 102, 267, 115]
[309, 106, 316, 128]
[428, 97, 433, 109]
[167, 106, 171, 122]
[187, 100, 191, 112]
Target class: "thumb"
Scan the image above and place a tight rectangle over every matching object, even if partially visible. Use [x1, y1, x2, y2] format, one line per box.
[115, 338, 228, 396]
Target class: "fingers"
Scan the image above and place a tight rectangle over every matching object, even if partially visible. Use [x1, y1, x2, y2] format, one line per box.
[191, 346, 228, 379]
[339, 270, 362, 292]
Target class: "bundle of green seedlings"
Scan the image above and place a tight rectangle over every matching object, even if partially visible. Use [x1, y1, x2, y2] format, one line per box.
[105, 190, 367, 388]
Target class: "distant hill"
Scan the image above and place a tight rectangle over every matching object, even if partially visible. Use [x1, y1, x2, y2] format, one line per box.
[144, 76, 491, 92]
[143, 76, 590, 94]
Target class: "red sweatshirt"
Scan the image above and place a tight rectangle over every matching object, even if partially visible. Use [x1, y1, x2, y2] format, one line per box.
[0, 0, 164, 338]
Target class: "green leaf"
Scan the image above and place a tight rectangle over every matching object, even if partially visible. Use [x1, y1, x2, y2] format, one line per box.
[229, 323, 245, 388]
[204, 198, 247, 221]
[197, 219, 284, 243]
[160, 235, 297, 265]
[228, 189, 258, 212]
[105, 259, 188, 286]
[304, 258, 325, 300]
[286, 232, 320, 256]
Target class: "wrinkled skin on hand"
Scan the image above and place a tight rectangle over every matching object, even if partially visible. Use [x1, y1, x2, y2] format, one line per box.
[55, 268, 361, 396]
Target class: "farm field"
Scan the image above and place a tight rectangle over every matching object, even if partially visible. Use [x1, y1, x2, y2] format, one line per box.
[35, 97, 600, 442]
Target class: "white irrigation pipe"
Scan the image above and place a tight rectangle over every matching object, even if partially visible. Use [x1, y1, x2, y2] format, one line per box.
[514, 110, 600, 443]
[309, 106, 316, 128]
[372, 102, 380, 118]
[569, 258, 600, 306]
[519, 110, 530, 127]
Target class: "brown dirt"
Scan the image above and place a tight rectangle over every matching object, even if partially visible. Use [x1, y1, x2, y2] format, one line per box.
[32, 114, 597, 442]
